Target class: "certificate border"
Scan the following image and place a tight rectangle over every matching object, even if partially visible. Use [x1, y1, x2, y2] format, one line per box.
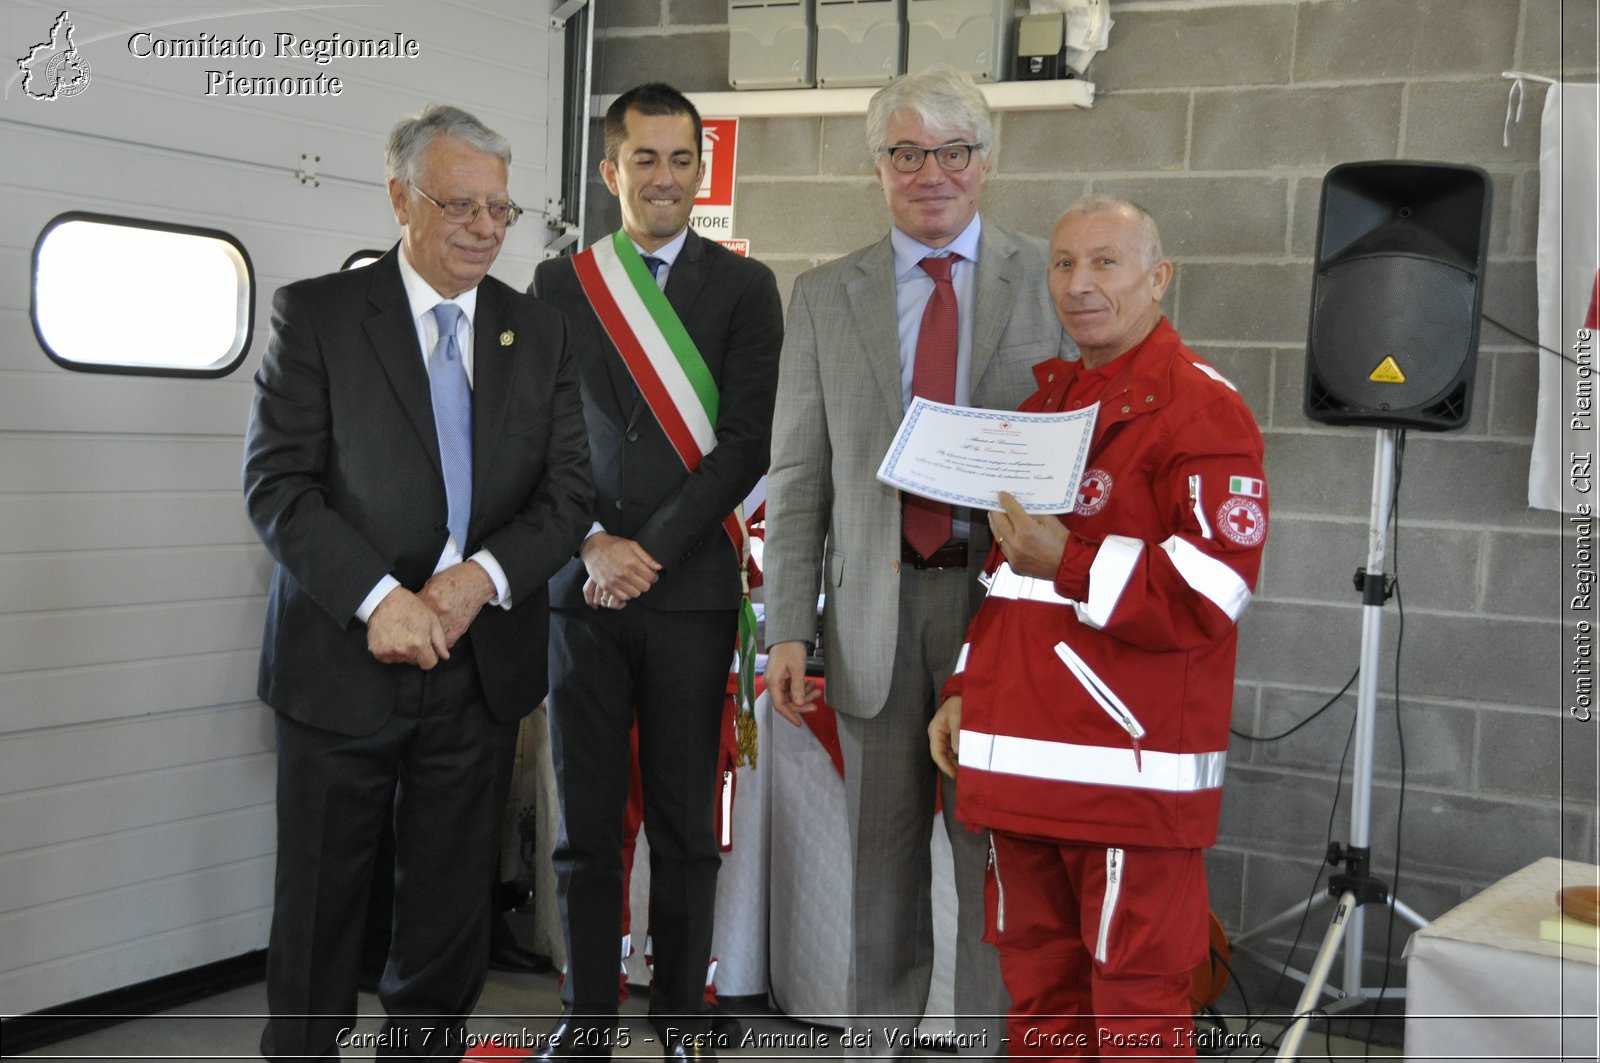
[877, 398, 1097, 514]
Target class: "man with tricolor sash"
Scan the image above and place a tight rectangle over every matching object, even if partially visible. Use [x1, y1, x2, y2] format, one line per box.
[528, 82, 783, 1062]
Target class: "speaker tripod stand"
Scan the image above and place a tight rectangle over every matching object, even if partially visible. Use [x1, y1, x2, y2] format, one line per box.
[1230, 428, 1429, 1061]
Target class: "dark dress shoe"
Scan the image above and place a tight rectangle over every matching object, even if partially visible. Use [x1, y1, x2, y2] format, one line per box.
[489, 911, 554, 973]
[707, 1005, 742, 1042]
[531, 1020, 615, 1061]
[659, 1030, 716, 1063]
[663, 1039, 718, 1061]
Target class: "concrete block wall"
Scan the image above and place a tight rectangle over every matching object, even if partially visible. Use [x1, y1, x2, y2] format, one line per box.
[582, 0, 1600, 1012]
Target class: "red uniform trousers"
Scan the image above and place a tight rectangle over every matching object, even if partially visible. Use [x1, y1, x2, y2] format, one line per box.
[987, 834, 1209, 1060]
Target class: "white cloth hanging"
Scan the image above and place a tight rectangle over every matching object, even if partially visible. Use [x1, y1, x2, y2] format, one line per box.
[1527, 79, 1599, 512]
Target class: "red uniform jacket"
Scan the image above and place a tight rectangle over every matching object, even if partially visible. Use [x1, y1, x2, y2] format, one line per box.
[945, 319, 1268, 850]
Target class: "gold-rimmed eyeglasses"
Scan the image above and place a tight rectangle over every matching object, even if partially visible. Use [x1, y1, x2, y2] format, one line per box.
[878, 142, 985, 174]
[410, 183, 523, 228]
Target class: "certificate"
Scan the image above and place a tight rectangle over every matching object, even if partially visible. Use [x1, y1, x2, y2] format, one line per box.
[875, 397, 1098, 514]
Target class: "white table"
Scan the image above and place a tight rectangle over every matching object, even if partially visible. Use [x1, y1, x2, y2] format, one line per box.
[1405, 857, 1600, 1061]
[764, 691, 960, 1033]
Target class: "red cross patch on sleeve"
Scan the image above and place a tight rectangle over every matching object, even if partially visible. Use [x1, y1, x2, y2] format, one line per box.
[1217, 497, 1266, 547]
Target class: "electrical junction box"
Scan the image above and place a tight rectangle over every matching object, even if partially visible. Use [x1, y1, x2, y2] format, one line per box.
[729, 0, 816, 89]
[906, 0, 1016, 83]
[1015, 11, 1065, 81]
[816, 0, 904, 88]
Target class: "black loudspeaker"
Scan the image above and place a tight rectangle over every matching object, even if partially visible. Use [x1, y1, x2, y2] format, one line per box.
[1304, 161, 1492, 430]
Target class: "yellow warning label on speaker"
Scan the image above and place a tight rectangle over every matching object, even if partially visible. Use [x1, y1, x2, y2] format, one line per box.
[1369, 356, 1407, 384]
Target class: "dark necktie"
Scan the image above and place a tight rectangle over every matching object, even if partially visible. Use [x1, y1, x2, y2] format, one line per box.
[429, 302, 472, 549]
[903, 254, 959, 560]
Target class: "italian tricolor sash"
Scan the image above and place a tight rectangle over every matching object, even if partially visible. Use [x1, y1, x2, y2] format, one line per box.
[572, 230, 746, 557]
[572, 231, 762, 761]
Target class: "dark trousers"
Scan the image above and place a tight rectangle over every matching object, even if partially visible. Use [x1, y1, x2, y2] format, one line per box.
[260, 641, 518, 1061]
[547, 604, 735, 1033]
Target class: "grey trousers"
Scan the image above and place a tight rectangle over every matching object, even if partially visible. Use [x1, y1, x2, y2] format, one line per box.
[835, 565, 1008, 1059]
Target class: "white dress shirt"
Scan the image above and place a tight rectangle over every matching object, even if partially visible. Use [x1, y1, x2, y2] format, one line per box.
[355, 247, 512, 623]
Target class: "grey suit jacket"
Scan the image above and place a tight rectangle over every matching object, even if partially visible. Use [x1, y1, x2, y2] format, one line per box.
[762, 219, 1075, 719]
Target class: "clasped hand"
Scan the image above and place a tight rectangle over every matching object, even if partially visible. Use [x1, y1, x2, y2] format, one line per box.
[366, 561, 494, 670]
[579, 532, 661, 610]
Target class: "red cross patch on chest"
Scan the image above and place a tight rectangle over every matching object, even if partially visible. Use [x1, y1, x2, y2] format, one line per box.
[1075, 469, 1113, 517]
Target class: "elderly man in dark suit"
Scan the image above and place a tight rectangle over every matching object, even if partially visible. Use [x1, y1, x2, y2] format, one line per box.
[528, 82, 782, 1062]
[243, 103, 591, 1062]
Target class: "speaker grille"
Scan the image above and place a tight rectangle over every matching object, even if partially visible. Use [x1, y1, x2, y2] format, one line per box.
[1306, 254, 1478, 428]
[1304, 161, 1491, 431]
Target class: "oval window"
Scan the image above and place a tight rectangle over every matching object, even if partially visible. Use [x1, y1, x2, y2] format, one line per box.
[32, 213, 254, 376]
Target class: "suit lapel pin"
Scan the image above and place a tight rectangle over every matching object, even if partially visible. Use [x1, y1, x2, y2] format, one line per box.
[499, 330, 515, 347]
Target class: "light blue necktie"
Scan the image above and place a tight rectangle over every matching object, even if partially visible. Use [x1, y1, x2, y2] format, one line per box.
[429, 302, 472, 550]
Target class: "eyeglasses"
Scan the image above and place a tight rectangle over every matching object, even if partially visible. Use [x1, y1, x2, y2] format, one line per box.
[879, 142, 985, 174]
[410, 183, 523, 228]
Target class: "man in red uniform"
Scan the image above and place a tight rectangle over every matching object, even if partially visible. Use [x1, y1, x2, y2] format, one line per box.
[929, 197, 1268, 1057]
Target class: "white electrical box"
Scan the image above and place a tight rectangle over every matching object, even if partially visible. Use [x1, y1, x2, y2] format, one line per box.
[729, 0, 816, 89]
[816, 0, 904, 88]
[906, 0, 1016, 82]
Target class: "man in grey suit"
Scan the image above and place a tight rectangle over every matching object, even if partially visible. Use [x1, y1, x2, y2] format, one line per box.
[762, 68, 1073, 1055]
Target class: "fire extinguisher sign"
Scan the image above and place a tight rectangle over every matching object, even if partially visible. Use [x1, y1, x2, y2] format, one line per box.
[690, 117, 748, 255]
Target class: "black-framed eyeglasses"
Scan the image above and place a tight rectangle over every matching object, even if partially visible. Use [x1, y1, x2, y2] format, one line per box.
[410, 183, 523, 228]
[879, 142, 985, 174]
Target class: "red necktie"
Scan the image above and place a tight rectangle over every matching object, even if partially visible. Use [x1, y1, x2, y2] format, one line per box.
[903, 254, 959, 560]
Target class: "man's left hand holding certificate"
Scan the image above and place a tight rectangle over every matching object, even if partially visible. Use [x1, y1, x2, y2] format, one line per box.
[876, 397, 1098, 513]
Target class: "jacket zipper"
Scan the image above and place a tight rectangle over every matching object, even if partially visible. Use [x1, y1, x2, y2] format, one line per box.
[989, 834, 1005, 933]
[1189, 473, 1214, 539]
[1054, 641, 1147, 770]
[1095, 847, 1125, 964]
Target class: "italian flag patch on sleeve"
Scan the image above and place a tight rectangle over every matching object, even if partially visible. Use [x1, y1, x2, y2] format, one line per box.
[1229, 475, 1265, 498]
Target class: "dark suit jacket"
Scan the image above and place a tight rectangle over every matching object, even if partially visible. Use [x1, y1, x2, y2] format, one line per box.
[530, 229, 783, 611]
[243, 247, 593, 735]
